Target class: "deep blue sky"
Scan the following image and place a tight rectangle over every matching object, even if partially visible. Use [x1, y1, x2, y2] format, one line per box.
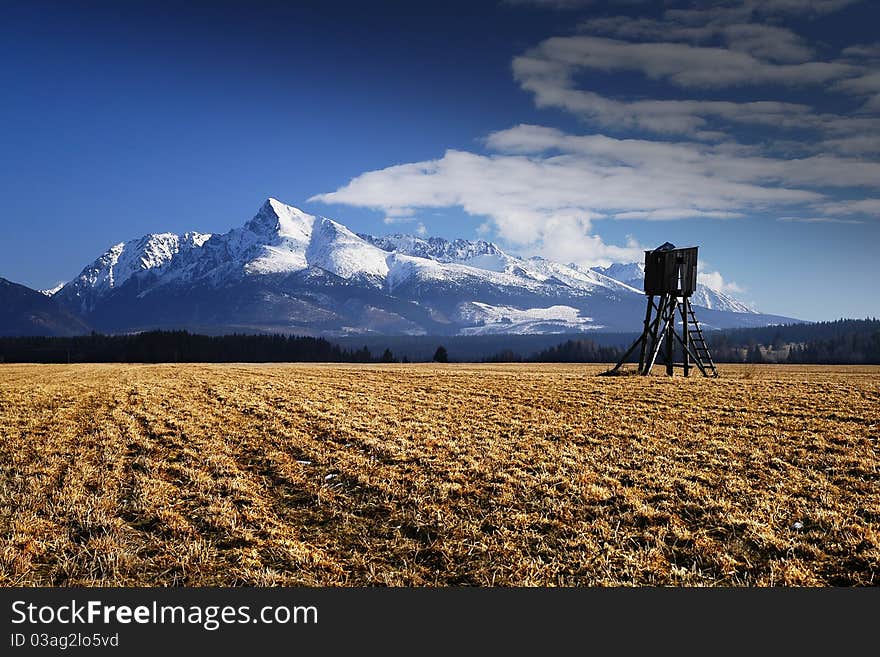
[2, 0, 879, 320]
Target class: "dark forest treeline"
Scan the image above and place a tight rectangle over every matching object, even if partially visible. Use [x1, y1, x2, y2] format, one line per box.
[483, 339, 626, 364]
[531, 340, 624, 363]
[784, 332, 880, 364]
[1, 319, 878, 364]
[709, 318, 880, 345]
[0, 331, 378, 364]
[484, 319, 880, 365]
[705, 318, 880, 364]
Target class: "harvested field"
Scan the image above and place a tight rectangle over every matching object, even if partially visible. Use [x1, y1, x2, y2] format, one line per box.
[0, 363, 877, 586]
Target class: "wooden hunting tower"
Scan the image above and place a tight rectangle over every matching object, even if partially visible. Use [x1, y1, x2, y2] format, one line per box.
[608, 242, 718, 377]
[644, 243, 698, 297]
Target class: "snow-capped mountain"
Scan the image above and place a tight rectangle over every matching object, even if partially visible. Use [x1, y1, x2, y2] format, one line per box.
[589, 263, 645, 290]
[688, 286, 755, 314]
[61, 231, 212, 313]
[590, 262, 756, 315]
[52, 198, 795, 336]
[40, 282, 65, 297]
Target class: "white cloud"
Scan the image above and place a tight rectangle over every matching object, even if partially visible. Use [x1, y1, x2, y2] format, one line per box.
[814, 198, 880, 215]
[842, 43, 880, 59]
[309, 124, 877, 267]
[777, 216, 865, 224]
[834, 71, 880, 94]
[515, 36, 860, 91]
[485, 124, 880, 189]
[511, 33, 877, 139]
[698, 269, 745, 295]
[777, 198, 879, 223]
[750, 0, 862, 16]
[819, 134, 880, 155]
[513, 76, 817, 138]
[833, 71, 880, 113]
[721, 23, 815, 63]
[860, 95, 880, 112]
[666, 0, 861, 23]
[580, 16, 814, 63]
[313, 147, 622, 260]
[612, 209, 744, 221]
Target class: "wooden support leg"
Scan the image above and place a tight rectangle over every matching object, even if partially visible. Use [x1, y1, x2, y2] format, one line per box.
[680, 301, 690, 377]
[642, 294, 667, 375]
[608, 295, 656, 374]
[637, 295, 654, 373]
[644, 296, 675, 375]
[665, 296, 675, 376]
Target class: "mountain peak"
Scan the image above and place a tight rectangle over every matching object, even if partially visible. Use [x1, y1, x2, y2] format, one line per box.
[591, 262, 645, 288]
[248, 198, 314, 241]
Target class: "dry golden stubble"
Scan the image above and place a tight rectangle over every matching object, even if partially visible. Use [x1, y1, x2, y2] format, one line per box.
[0, 363, 877, 586]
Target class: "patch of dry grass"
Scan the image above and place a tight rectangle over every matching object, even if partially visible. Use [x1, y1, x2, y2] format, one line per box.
[0, 363, 877, 586]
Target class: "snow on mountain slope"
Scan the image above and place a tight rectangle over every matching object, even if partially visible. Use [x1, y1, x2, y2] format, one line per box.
[385, 251, 557, 295]
[368, 233, 637, 297]
[60, 231, 211, 311]
[306, 218, 390, 281]
[519, 257, 640, 295]
[457, 302, 600, 335]
[238, 199, 315, 274]
[40, 282, 65, 296]
[688, 286, 756, 314]
[368, 233, 532, 282]
[591, 263, 645, 289]
[171, 200, 391, 283]
[363, 234, 506, 265]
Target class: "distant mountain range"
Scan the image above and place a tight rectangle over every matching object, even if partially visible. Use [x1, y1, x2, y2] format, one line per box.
[2, 198, 799, 337]
[0, 278, 89, 337]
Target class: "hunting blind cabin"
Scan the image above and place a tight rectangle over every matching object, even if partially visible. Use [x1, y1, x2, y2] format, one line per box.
[608, 242, 718, 377]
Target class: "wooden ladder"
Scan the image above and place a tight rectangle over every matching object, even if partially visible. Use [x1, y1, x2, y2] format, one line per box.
[684, 301, 718, 377]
